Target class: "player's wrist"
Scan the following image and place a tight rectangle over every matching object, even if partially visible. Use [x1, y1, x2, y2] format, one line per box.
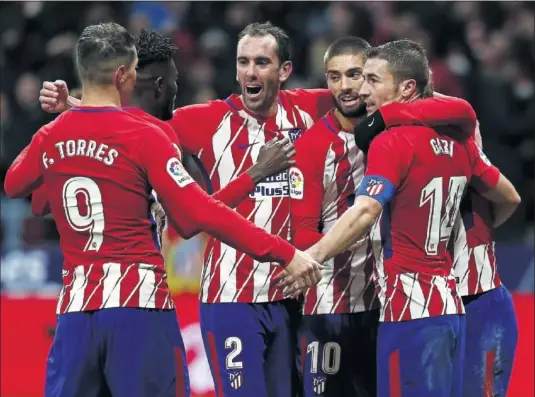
[276, 238, 296, 267]
[246, 165, 265, 184]
[354, 110, 386, 154]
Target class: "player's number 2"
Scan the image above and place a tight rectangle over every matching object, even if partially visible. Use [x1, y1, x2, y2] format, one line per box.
[62, 176, 105, 252]
[419, 176, 467, 255]
[225, 337, 243, 370]
[307, 341, 341, 375]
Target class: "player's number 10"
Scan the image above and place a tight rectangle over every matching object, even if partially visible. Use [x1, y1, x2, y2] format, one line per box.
[62, 176, 105, 252]
[307, 341, 341, 375]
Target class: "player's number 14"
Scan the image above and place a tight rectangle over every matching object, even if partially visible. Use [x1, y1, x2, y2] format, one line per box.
[62, 176, 105, 252]
[419, 176, 467, 256]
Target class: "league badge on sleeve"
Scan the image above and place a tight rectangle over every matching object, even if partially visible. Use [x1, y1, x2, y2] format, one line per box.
[166, 158, 194, 188]
[289, 167, 304, 199]
[365, 178, 385, 196]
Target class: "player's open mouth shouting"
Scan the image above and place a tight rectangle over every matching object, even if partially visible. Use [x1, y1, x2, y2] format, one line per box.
[246, 84, 263, 98]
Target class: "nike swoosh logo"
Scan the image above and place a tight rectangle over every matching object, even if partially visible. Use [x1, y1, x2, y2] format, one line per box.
[368, 118, 375, 127]
[237, 142, 259, 150]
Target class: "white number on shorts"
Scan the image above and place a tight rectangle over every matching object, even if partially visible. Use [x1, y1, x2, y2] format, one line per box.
[419, 176, 466, 255]
[307, 341, 341, 375]
[225, 337, 243, 370]
[62, 176, 105, 252]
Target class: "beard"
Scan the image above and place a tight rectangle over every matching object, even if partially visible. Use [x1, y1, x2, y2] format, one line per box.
[332, 94, 367, 118]
[159, 96, 176, 121]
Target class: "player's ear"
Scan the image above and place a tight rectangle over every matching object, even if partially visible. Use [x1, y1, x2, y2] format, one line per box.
[279, 61, 292, 84]
[154, 77, 164, 99]
[114, 65, 126, 88]
[399, 79, 417, 101]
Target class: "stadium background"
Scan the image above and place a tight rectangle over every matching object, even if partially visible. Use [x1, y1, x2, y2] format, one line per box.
[0, 1, 533, 396]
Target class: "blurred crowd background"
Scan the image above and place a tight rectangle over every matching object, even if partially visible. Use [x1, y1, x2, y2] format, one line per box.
[0, 3, 533, 397]
[1, 1, 534, 250]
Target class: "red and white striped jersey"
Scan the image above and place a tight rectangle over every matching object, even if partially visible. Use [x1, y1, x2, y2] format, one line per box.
[358, 124, 501, 322]
[290, 110, 378, 314]
[169, 89, 333, 303]
[452, 190, 501, 296]
[56, 262, 174, 313]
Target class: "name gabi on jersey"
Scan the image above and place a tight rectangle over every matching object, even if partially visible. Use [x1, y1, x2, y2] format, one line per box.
[430, 138, 454, 157]
[45, 139, 119, 169]
[249, 171, 289, 198]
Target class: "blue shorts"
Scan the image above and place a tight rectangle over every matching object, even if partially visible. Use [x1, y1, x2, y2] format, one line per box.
[298, 310, 379, 397]
[45, 308, 190, 397]
[377, 315, 465, 397]
[200, 299, 301, 397]
[462, 285, 518, 397]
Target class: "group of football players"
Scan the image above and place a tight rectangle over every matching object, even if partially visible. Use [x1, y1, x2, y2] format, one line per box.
[4, 18, 520, 397]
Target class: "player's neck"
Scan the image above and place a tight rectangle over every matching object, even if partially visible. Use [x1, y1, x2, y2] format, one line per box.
[80, 85, 122, 108]
[334, 109, 359, 132]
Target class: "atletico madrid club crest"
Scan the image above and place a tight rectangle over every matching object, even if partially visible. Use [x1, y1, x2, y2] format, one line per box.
[229, 372, 242, 390]
[365, 178, 385, 196]
[313, 376, 326, 394]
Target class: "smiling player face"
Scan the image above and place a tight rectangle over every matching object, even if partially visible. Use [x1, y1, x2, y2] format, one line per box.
[359, 58, 399, 116]
[236, 34, 291, 116]
[326, 54, 366, 118]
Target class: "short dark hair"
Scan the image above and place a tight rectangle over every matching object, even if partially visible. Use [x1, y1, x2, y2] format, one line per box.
[237, 21, 291, 64]
[76, 22, 137, 85]
[136, 29, 178, 70]
[366, 40, 430, 95]
[324, 36, 371, 66]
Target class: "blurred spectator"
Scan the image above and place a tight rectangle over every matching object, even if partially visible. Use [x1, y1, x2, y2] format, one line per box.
[1, 1, 533, 248]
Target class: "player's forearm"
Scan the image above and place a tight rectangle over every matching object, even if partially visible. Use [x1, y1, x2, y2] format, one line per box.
[213, 172, 255, 208]
[478, 173, 520, 227]
[310, 203, 377, 264]
[4, 147, 42, 198]
[491, 202, 519, 228]
[381, 97, 476, 133]
[164, 185, 296, 266]
[177, 173, 256, 239]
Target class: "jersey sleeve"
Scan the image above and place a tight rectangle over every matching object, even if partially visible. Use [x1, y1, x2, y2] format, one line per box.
[138, 126, 296, 266]
[466, 138, 500, 192]
[380, 97, 477, 138]
[178, 172, 256, 239]
[356, 129, 411, 207]
[211, 173, 255, 208]
[289, 139, 325, 250]
[4, 128, 46, 199]
[31, 185, 51, 216]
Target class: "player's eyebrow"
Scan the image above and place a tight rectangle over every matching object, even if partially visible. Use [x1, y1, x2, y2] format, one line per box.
[345, 67, 363, 75]
[237, 56, 272, 64]
[364, 72, 380, 81]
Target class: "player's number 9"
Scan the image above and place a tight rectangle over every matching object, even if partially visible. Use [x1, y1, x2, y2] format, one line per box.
[419, 176, 467, 256]
[307, 341, 341, 375]
[62, 176, 105, 252]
